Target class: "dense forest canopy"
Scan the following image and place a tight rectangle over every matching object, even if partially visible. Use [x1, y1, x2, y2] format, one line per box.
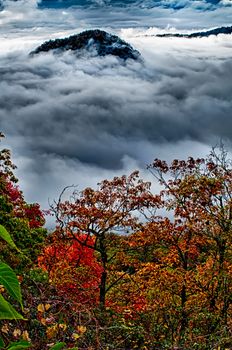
[0, 133, 231, 349]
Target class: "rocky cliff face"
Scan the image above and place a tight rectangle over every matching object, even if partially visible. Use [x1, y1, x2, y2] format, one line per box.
[31, 29, 140, 60]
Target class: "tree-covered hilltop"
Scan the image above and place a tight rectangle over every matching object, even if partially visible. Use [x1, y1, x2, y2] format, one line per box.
[31, 29, 141, 60]
[0, 133, 232, 349]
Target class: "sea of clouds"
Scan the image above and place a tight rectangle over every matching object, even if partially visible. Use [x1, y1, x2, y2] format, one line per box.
[0, 0, 232, 223]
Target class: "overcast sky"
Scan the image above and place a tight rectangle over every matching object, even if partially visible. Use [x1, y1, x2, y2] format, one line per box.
[0, 0, 232, 225]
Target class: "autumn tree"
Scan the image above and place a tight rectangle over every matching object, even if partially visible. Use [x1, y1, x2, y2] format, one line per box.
[51, 171, 156, 309]
[128, 146, 232, 348]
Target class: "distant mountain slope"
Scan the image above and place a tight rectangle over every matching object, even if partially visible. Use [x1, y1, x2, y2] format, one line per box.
[156, 25, 232, 38]
[31, 29, 140, 60]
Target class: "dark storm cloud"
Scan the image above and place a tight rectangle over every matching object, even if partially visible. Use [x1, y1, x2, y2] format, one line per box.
[37, 0, 227, 10]
[1, 0, 232, 32]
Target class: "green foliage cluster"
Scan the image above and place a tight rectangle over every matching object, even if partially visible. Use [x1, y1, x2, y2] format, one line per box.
[0, 135, 46, 271]
[0, 225, 30, 349]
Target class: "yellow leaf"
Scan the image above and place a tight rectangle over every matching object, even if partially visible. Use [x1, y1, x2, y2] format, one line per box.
[59, 323, 67, 331]
[13, 328, 21, 337]
[1, 324, 9, 334]
[40, 318, 47, 326]
[45, 303, 51, 311]
[46, 324, 59, 339]
[76, 325, 87, 334]
[72, 333, 80, 340]
[123, 309, 131, 314]
[37, 304, 45, 313]
[22, 330, 31, 342]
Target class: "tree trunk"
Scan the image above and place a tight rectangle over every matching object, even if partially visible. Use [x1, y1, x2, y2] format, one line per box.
[99, 270, 107, 307]
[180, 284, 188, 334]
[99, 237, 107, 308]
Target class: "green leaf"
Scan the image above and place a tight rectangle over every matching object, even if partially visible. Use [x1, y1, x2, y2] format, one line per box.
[0, 294, 24, 320]
[49, 343, 66, 350]
[0, 225, 19, 251]
[0, 262, 22, 308]
[7, 340, 31, 350]
[0, 338, 5, 348]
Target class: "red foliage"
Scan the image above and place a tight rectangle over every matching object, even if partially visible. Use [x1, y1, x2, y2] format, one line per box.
[3, 179, 45, 228]
[5, 181, 22, 203]
[38, 234, 103, 306]
[24, 203, 45, 228]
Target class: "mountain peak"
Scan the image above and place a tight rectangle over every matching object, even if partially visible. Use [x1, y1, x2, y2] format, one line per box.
[31, 29, 140, 60]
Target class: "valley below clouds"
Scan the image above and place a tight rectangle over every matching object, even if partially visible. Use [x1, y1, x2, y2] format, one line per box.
[0, 0, 232, 216]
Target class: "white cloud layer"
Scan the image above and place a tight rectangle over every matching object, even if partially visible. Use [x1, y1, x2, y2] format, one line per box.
[0, 0, 232, 227]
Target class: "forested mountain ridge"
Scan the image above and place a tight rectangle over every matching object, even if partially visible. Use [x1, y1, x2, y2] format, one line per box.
[156, 25, 232, 38]
[31, 29, 140, 60]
